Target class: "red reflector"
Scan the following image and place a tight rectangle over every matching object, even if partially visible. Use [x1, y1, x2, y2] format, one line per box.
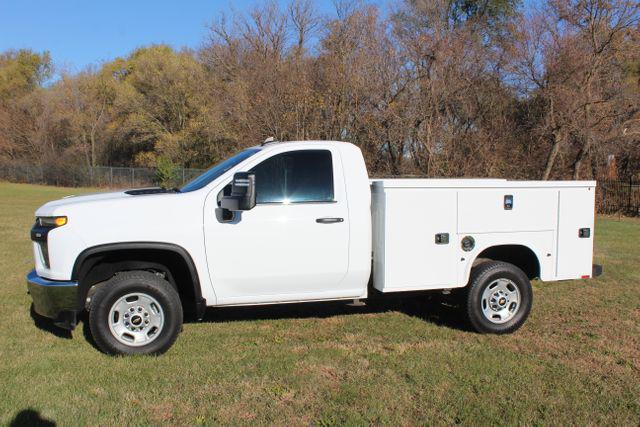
[581, 275, 590, 279]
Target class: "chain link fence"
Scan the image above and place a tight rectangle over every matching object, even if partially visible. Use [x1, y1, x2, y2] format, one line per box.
[1, 162, 638, 216]
[0, 162, 204, 188]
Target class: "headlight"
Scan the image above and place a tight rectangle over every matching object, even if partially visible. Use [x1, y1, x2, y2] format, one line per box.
[37, 216, 68, 227]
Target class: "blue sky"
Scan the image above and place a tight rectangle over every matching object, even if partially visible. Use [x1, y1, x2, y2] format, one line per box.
[0, 0, 378, 73]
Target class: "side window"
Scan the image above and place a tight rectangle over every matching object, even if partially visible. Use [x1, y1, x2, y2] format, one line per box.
[250, 150, 334, 204]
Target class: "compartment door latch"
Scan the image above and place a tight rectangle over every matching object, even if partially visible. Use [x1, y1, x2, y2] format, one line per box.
[435, 233, 450, 244]
[504, 195, 514, 210]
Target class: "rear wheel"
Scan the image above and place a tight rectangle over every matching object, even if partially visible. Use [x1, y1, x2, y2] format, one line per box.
[465, 261, 532, 334]
[89, 271, 183, 355]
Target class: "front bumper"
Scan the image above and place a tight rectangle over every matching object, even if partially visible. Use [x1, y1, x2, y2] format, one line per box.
[26, 269, 79, 329]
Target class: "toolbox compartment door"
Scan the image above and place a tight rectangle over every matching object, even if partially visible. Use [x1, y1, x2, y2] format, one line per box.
[556, 187, 595, 279]
[373, 188, 458, 291]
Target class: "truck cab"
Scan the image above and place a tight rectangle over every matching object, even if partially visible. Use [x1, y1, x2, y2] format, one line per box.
[202, 141, 372, 305]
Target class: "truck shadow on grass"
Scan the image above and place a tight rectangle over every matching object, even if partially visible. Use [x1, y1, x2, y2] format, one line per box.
[34, 294, 470, 352]
[29, 304, 72, 339]
[199, 293, 469, 331]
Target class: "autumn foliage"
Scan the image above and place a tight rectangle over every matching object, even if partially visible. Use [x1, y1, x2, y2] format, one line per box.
[0, 0, 638, 180]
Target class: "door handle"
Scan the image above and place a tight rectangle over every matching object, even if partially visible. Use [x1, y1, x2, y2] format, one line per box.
[316, 217, 344, 224]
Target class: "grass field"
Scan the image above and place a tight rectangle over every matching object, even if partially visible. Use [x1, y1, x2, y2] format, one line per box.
[0, 182, 638, 425]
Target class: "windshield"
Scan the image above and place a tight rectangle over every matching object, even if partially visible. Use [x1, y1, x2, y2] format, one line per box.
[180, 148, 261, 192]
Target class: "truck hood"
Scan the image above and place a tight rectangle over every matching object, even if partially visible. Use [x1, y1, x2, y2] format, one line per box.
[34, 188, 179, 217]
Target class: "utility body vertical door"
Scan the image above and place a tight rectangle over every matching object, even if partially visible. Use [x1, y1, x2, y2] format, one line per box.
[204, 147, 356, 305]
[555, 187, 596, 279]
[372, 183, 458, 291]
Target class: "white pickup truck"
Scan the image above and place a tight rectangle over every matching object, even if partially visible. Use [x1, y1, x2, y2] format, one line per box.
[27, 140, 600, 355]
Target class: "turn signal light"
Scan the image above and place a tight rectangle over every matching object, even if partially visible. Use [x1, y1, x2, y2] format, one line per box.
[38, 216, 68, 227]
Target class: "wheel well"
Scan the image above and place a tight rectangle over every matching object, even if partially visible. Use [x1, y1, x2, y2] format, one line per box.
[73, 245, 205, 318]
[474, 245, 540, 280]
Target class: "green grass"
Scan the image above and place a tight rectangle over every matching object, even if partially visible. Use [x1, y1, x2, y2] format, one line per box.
[0, 181, 638, 425]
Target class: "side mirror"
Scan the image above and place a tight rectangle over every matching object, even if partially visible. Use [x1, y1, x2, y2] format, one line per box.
[221, 172, 256, 211]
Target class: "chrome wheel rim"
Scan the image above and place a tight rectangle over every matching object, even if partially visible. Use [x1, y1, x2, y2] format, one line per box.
[481, 278, 520, 324]
[108, 293, 164, 347]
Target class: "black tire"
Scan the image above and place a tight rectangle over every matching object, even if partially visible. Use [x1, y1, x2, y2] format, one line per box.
[89, 270, 183, 355]
[465, 261, 532, 334]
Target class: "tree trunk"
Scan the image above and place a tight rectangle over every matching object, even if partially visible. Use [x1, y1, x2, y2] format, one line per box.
[572, 139, 592, 180]
[574, 80, 593, 180]
[90, 132, 96, 167]
[542, 131, 563, 180]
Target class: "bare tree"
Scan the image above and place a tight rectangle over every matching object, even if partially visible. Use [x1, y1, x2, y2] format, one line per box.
[1, 0, 639, 183]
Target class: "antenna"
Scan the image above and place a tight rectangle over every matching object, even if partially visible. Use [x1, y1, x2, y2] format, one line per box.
[262, 137, 276, 146]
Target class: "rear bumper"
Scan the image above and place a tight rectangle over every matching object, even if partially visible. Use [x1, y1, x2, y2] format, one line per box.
[26, 269, 79, 329]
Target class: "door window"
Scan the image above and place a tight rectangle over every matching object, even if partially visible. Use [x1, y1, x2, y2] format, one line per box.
[250, 150, 334, 204]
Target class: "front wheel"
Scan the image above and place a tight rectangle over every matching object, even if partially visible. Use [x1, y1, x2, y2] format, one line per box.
[89, 271, 183, 355]
[465, 261, 532, 334]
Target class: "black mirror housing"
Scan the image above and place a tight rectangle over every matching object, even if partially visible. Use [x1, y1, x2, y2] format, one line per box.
[221, 172, 256, 211]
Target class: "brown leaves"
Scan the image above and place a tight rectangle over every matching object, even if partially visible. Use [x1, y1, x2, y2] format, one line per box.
[1, 0, 639, 180]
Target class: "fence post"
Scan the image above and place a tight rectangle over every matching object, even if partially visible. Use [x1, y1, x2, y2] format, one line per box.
[131, 167, 134, 188]
[110, 167, 113, 187]
[182, 168, 185, 185]
[629, 177, 633, 215]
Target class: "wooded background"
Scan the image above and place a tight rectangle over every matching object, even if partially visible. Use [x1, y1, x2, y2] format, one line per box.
[0, 0, 638, 183]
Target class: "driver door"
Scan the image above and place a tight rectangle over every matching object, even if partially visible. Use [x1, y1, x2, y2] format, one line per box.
[204, 147, 355, 305]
